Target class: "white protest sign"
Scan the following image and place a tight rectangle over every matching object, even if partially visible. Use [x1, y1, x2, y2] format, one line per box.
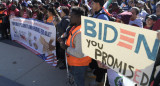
[81, 16, 160, 86]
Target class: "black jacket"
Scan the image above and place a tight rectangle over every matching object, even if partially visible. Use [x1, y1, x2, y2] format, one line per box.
[56, 16, 70, 38]
[150, 48, 160, 86]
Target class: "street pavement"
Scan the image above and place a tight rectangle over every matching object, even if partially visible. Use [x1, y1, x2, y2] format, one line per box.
[0, 39, 67, 86]
[0, 39, 99, 86]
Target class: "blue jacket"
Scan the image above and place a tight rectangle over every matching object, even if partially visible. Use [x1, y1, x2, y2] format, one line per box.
[93, 9, 109, 21]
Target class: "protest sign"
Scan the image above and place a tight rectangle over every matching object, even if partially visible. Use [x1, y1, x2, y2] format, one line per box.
[10, 17, 57, 67]
[81, 16, 160, 86]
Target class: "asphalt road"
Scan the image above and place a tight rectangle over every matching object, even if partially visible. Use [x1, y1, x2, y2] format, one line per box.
[0, 39, 67, 86]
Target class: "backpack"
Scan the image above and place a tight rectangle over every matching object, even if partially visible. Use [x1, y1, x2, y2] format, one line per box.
[95, 12, 116, 21]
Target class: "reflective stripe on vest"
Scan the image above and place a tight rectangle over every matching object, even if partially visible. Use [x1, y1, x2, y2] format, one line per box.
[0, 10, 5, 14]
[70, 29, 80, 47]
[0, 10, 5, 23]
[66, 25, 91, 66]
[47, 16, 54, 23]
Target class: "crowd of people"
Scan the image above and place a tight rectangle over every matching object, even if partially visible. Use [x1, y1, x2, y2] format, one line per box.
[0, 0, 160, 86]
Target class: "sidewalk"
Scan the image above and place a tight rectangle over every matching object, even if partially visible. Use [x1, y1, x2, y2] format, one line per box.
[0, 40, 67, 86]
[0, 39, 102, 86]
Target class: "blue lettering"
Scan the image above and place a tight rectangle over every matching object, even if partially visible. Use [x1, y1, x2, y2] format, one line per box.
[48, 32, 52, 37]
[135, 34, 160, 61]
[98, 23, 102, 40]
[103, 24, 118, 43]
[84, 19, 96, 37]
[28, 25, 32, 30]
[41, 29, 45, 35]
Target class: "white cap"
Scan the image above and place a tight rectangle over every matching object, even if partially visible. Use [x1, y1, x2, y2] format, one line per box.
[27, 1, 32, 4]
[58, 10, 62, 13]
[37, 0, 42, 3]
[138, 0, 145, 5]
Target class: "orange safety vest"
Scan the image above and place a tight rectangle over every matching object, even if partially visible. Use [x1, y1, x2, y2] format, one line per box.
[47, 16, 54, 23]
[0, 10, 5, 23]
[66, 25, 91, 66]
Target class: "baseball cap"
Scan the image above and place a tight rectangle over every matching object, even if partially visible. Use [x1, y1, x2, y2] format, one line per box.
[147, 14, 158, 21]
[138, 0, 145, 5]
[156, 1, 160, 6]
[43, 5, 49, 10]
[27, 1, 32, 4]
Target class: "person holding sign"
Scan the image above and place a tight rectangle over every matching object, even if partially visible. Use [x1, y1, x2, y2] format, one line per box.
[46, 7, 61, 24]
[91, 0, 109, 20]
[129, 7, 143, 28]
[0, 3, 8, 40]
[59, 7, 91, 86]
[89, 0, 110, 85]
[149, 31, 160, 86]
[152, 1, 160, 31]
[144, 14, 157, 30]
[56, 6, 70, 69]
[20, 2, 32, 18]
[31, 4, 43, 21]
[147, 2, 160, 86]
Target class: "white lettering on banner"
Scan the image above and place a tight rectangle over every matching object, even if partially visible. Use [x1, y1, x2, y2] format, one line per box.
[12, 18, 50, 30]
[11, 22, 52, 37]
[81, 16, 160, 86]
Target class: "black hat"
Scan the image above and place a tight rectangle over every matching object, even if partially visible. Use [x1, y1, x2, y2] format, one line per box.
[54, 2, 60, 8]
[112, 2, 118, 7]
[33, 4, 38, 8]
[11, 4, 16, 10]
[147, 14, 158, 21]
[43, 5, 49, 10]
[92, 0, 104, 7]
[49, 3, 54, 7]
[21, 2, 27, 7]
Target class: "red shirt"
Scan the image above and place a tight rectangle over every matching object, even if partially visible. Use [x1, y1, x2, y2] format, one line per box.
[6, 3, 13, 16]
[144, 25, 154, 30]
[9, 8, 19, 16]
[22, 10, 28, 18]
[152, 19, 160, 31]
[32, 12, 37, 19]
[61, 4, 71, 8]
